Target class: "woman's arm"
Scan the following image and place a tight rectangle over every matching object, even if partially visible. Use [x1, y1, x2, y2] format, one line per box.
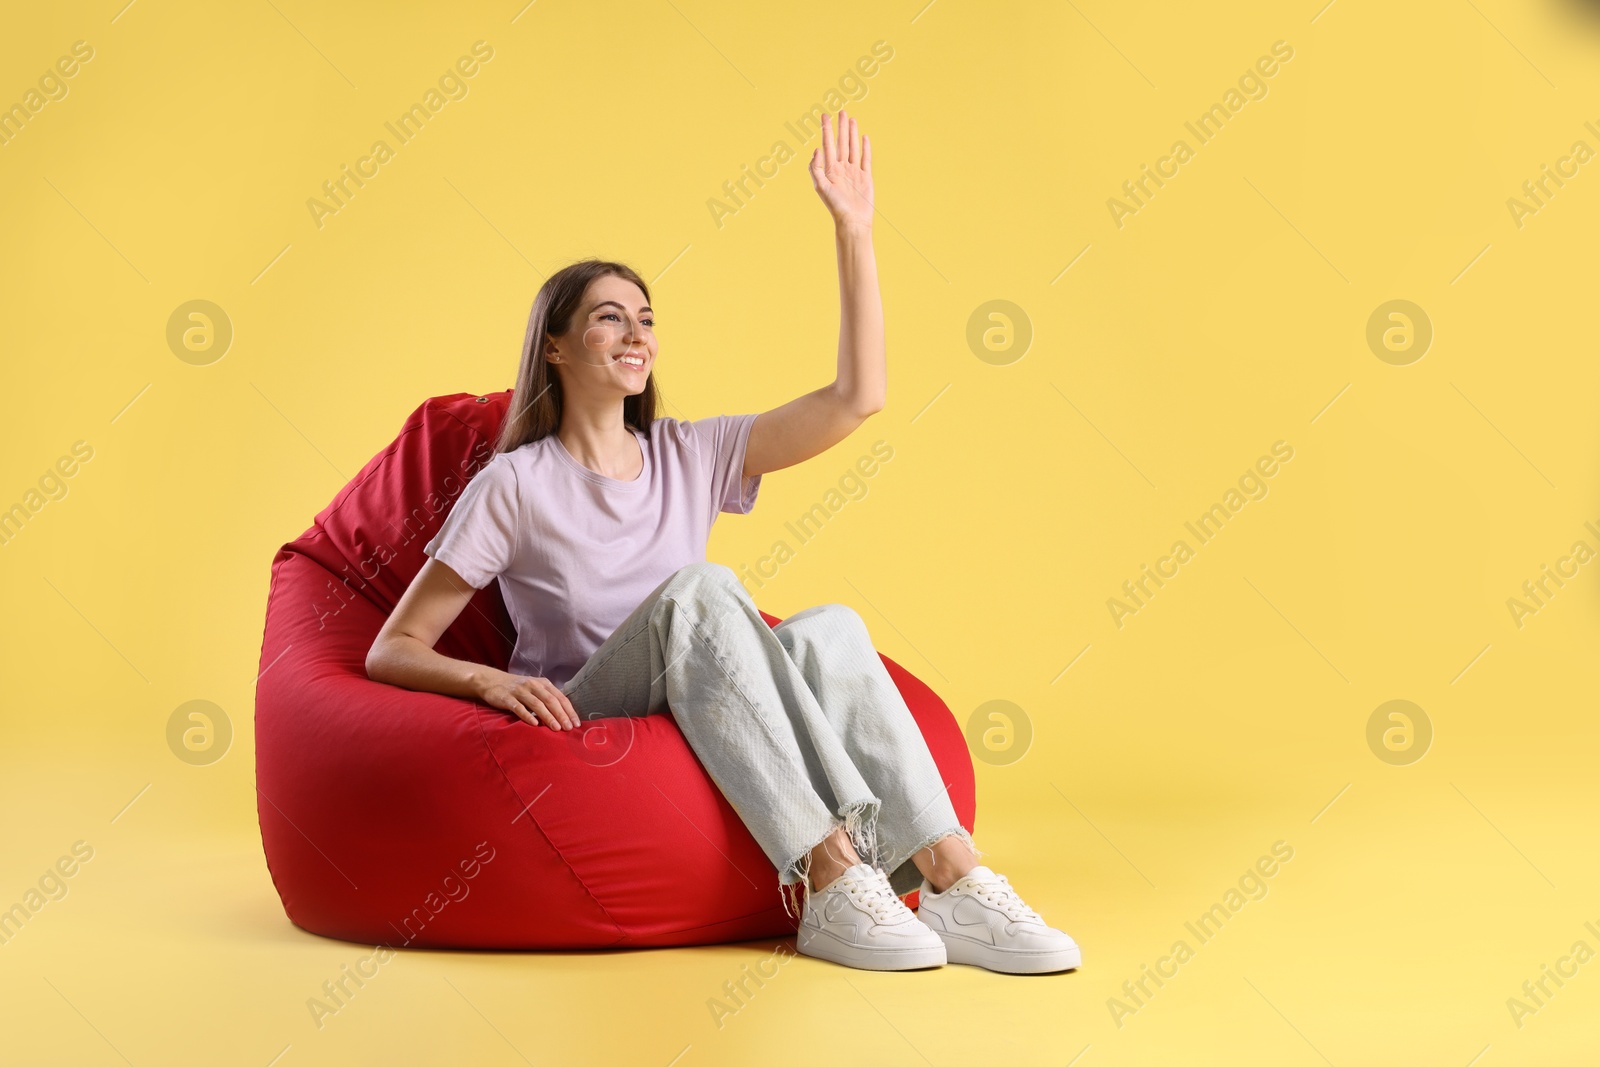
[366, 558, 579, 729]
[742, 109, 883, 479]
[365, 559, 487, 698]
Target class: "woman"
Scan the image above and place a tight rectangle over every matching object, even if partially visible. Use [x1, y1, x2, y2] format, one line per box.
[366, 111, 1079, 975]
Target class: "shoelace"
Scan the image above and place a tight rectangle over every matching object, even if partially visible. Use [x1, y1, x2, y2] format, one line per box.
[968, 874, 1044, 924]
[841, 867, 908, 924]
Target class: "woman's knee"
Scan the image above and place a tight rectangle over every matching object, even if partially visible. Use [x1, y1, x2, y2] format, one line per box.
[658, 561, 750, 606]
[775, 602, 870, 650]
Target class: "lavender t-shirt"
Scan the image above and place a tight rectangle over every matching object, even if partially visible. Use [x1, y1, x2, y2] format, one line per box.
[423, 413, 762, 689]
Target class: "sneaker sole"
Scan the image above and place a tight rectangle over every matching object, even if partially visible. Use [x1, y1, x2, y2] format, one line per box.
[795, 924, 948, 971]
[938, 933, 1082, 975]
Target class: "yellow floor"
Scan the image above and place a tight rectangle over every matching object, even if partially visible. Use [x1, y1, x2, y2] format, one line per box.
[5, 733, 1598, 1065]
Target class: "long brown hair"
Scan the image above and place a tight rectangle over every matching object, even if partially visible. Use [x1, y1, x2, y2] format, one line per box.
[494, 259, 659, 455]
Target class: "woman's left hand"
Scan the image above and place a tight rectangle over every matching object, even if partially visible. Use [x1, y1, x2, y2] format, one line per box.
[809, 110, 873, 230]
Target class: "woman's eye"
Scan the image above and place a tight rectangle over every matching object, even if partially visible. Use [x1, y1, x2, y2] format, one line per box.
[597, 311, 653, 328]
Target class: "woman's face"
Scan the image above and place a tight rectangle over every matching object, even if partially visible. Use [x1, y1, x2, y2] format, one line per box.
[545, 275, 656, 398]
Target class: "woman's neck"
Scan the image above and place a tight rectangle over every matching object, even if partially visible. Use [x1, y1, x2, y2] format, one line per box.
[555, 400, 639, 479]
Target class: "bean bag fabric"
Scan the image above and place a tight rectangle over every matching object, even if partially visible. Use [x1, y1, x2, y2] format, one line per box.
[253, 389, 977, 949]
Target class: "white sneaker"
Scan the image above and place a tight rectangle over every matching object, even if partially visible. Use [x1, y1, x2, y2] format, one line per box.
[917, 865, 1081, 974]
[795, 863, 947, 971]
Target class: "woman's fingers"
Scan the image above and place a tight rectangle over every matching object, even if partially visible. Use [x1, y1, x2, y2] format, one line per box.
[500, 695, 538, 726]
[508, 691, 544, 726]
[557, 688, 580, 728]
[532, 677, 580, 729]
[507, 678, 578, 729]
[818, 111, 870, 175]
[521, 694, 563, 730]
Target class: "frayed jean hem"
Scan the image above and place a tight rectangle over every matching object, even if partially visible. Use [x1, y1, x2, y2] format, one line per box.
[777, 797, 883, 922]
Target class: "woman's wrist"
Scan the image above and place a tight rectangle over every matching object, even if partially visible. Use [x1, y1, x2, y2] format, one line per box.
[465, 664, 500, 701]
[835, 218, 873, 240]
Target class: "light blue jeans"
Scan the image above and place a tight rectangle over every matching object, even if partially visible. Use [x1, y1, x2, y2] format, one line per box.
[560, 561, 981, 919]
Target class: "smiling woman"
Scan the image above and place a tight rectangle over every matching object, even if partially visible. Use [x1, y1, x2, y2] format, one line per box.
[363, 111, 1081, 975]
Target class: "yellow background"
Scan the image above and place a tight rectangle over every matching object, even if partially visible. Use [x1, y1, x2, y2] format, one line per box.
[4, 0, 1598, 1063]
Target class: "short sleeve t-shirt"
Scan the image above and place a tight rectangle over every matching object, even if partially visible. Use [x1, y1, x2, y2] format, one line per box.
[423, 412, 762, 689]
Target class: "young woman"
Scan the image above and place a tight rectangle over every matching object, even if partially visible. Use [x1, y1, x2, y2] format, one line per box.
[366, 111, 1079, 974]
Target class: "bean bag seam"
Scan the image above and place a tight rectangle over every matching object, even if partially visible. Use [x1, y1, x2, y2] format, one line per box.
[470, 703, 630, 945]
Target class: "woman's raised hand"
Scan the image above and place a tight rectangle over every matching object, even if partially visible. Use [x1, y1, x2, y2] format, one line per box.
[809, 110, 874, 230]
[476, 669, 581, 730]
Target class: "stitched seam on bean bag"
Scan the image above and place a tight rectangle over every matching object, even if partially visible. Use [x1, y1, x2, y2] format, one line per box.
[470, 703, 629, 944]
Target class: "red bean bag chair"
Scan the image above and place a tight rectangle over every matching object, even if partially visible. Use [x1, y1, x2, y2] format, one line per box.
[254, 389, 977, 949]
